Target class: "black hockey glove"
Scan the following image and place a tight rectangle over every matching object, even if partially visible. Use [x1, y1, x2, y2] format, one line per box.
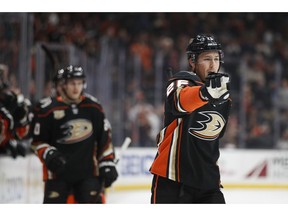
[200, 72, 230, 105]
[6, 140, 19, 159]
[43, 147, 67, 175]
[4, 139, 26, 159]
[99, 161, 118, 188]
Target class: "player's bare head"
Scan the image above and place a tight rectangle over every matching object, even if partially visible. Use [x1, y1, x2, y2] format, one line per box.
[186, 34, 224, 73]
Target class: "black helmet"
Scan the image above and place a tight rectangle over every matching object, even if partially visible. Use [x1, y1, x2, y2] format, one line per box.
[63, 65, 86, 80]
[0, 91, 18, 114]
[186, 35, 224, 63]
[52, 68, 65, 84]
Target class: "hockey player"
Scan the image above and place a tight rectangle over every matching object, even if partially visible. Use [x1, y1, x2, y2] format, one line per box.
[0, 68, 31, 158]
[30, 67, 74, 203]
[31, 65, 118, 203]
[150, 35, 231, 203]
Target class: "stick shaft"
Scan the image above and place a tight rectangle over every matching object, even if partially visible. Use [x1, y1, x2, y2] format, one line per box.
[115, 137, 131, 164]
[121, 137, 131, 151]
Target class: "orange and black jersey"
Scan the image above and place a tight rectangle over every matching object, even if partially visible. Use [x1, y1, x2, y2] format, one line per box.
[150, 71, 231, 190]
[31, 95, 115, 183]
[0, 103, 14, 148]
[0, 102, 29, 150]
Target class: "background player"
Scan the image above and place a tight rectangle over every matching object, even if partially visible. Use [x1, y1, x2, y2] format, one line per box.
[0, 65, 31, 158]
[31, 65, 118, 203]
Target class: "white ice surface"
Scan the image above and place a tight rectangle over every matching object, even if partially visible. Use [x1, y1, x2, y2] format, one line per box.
[106, 188, 288, 204]
[3, 188, 287, 216]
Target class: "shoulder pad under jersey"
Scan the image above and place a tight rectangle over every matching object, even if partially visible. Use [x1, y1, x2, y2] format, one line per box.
[34, 96, 61, 115]
[37, 96, 53, 109]
[166, 71, 202, 97]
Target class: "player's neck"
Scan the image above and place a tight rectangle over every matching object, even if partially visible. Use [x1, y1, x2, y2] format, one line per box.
[61, 95, 82, 104]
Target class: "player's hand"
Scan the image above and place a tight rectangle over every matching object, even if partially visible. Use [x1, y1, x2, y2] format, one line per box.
[99, 161, 118, 188]
[200, 72, 230, 105]
[43, 147, 67, 175]
[6, 139, 18, 159]
[2, 139, 26, 159]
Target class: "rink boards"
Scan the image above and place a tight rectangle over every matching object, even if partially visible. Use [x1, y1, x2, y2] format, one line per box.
[1, 148, 288, 203]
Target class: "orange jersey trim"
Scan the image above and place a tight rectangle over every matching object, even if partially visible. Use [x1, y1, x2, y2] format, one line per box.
[179, 86, 208, 112]
[151, 175, 159, 204]
[150, 119, 183, 181]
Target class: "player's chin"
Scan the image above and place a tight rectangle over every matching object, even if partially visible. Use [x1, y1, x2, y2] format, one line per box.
[70, 94, 81, 100]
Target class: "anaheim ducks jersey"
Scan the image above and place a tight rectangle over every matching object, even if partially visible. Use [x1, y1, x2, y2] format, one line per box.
[0, 92, 30, 150]
[150, 71, 231, 190]
[0, 103, 14, 149]
[31, 95, 115, 183]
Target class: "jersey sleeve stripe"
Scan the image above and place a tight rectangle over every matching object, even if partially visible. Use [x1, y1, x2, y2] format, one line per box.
[179, 86, 208, 112]
[150, 119, 183, 181]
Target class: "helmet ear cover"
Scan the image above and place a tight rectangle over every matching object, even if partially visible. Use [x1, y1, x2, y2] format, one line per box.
[186, 35, 224, 63]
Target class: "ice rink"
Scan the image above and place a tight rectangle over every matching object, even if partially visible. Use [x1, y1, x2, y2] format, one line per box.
[2, 186, 287, 216]
[5, 187, 288, 204]
[106, 188, 288, 204]
[103, 188, 288, 216]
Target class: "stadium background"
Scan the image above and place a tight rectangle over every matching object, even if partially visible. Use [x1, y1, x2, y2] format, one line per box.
[1, 13, 288, 203]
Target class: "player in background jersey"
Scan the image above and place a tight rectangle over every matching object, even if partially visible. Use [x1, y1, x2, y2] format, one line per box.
[31, 65, 118, 203]
[150, 35, 231, 203]
[0, 64, 31, 158]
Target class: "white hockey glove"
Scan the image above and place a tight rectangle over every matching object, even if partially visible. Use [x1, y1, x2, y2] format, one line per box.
[200, 72, 230, 105]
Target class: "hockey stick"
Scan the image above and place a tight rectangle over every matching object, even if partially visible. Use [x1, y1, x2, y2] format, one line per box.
[41, 44, 56, 70]
[115, 136, 132, 164]
[41, 44, 60, 81]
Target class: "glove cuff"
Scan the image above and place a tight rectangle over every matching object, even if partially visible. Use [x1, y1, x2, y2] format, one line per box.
[99, 160, 116, 168]
[199, 86, 210, 101]
[43, 146, 57, 160]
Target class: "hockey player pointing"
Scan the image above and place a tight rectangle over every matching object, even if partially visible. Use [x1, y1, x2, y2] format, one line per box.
[31, 65, 118, 203]
[150, 35, 231, 203]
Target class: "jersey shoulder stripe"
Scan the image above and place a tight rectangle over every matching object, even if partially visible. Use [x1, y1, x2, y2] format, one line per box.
[150, 118, 183, 181]
[166, 71, 202, 98]
[35, 97, 68, 118]
[81, 96, 104, 112]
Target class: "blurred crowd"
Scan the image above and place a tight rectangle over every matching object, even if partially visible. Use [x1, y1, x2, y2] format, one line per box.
[1, 13, 288, 157]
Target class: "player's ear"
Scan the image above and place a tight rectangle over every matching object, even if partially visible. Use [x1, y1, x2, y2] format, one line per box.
[188, 58, 195, 71]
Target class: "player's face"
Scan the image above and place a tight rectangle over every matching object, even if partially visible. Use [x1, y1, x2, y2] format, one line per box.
[193, 51, 220, 81]
[64, 78, 84, 101]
